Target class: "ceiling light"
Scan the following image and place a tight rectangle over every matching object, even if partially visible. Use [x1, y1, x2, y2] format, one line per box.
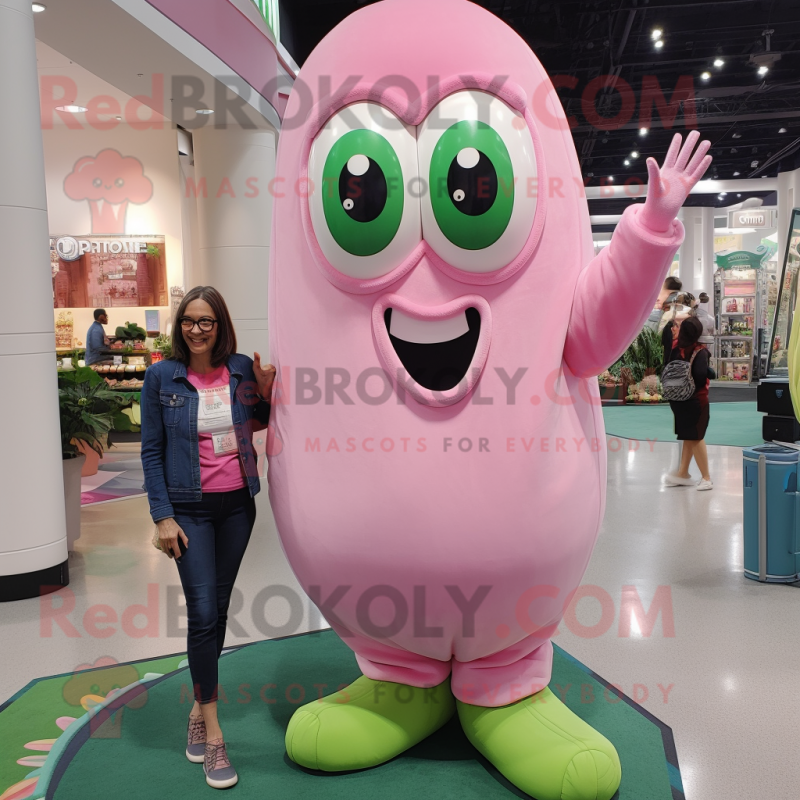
[737, 193, 741, 197]
[654, 40, 664, 50]
[758, 65, 769, 76]
[608, 176, 614, 183]
[639, 127, 648, 136]
[624, 159, 630, 166]
[631, 150, 639, 158]
[720, 192, 727, 196]
[55, 104, 87, 113]
[32, 2, 46, 11]
[751, 160, 759, 167]
[701, 71, 711, 81]
[195, 108, 214, 115]
[779, 127, 787, 133]
[714, 58, 724, 67]
[732, 133, 741, 139]
[651, 28, 663, 40]
[733, 171, 740, 176]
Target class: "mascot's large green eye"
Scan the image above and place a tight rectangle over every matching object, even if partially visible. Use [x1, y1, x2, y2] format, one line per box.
[322, 129, 405, 257]
[429, 121, 514, 250]
[308, 102, 421, 281]
[418, 90, 539, 275]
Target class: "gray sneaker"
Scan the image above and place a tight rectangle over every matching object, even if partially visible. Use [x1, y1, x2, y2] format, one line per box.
[186, 715, 206, 763]
[204, 740, 238, 789]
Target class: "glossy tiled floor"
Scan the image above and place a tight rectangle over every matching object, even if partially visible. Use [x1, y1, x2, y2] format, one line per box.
[3, 440, 799, 798]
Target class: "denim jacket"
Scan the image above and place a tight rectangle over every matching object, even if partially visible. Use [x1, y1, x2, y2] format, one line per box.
[141, 354, 271, 522]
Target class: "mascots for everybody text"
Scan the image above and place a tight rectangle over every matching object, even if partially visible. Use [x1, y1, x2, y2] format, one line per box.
[267, 1, 711, 797]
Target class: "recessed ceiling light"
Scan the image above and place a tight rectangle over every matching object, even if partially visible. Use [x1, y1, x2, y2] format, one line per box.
[701, 71, 711, 81]
[654, 40, 664, 50]
[714, 58, 724, 67]
[55, 104, 87, 113]
[195, 109, 214, 115]
[732, 133, 741, 139]
[624, 159, 630, 166]
[779, 127, 787, 133]
[639, 127, 648, 136]
[32, 2, 46, 11]
[737, 193, 741, 197]
[651, 28, 663, 40]
[757, 65, 769, 76]
[733, 171, 740, 176]
[630, 150, 639, 158]
[720, 192, 727, 196]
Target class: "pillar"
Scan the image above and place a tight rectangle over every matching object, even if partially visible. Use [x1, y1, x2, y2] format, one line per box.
[0, 0, 68, 600]
[191, 126, 276, 359]
[677, 207, 715, 296]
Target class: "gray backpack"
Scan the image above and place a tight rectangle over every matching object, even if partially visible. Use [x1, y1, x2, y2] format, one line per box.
[661, 348, 699, 401]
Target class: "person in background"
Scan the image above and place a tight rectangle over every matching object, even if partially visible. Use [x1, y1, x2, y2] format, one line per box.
[663, 316, 713, 491]
[645, 276, 682, 331]
[141, 286, 275, 790]
[659, 291, 695, 363]
[85, 308, 110, 365]
[695, 291, 716, 346]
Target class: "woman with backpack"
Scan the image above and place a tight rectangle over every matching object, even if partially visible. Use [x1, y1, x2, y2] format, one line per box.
[661, 316, 714, 490]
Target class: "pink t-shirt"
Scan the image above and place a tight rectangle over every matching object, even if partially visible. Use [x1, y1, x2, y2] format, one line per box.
[187, 365, 246, 493]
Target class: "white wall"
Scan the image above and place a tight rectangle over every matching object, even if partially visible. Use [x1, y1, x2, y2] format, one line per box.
[42, 123, 184, 339]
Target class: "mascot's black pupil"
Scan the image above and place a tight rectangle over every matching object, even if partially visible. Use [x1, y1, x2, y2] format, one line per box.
[339, 157, 387, 223]
[447, 151, 497, 216]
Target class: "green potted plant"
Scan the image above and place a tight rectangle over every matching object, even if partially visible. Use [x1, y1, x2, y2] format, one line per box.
[58, 368, 128, 549]
[152, 332, 172, 360]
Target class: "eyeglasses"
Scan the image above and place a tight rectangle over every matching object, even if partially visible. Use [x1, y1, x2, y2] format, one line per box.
[179, 316, 218, 333]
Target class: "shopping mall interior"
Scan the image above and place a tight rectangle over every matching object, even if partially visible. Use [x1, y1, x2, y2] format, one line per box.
[2, 0, 800, 798]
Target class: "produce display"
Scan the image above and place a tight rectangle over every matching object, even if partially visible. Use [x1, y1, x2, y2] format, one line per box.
[625, 374, 665, 403]
[88, 362, 146, 390]
[114, 321, 147, 342]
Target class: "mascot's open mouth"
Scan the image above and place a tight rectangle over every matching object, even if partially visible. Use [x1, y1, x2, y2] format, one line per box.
[384, 307, 481, 391]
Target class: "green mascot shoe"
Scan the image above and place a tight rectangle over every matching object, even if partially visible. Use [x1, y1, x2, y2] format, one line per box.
[285, 675, 456, 771]
[457, 687, 621, 800]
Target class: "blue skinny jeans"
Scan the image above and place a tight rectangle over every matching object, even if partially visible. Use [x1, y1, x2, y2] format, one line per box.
[173, 487, 256, 704]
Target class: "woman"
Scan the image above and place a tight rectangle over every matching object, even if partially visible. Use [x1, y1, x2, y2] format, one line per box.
[662, 316, 713, 491]
[141, 286, 275, 789]
[696, 291, 716, 346]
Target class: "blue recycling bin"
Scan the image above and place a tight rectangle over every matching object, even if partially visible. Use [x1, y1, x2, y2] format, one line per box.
[742, 444, 800, 583]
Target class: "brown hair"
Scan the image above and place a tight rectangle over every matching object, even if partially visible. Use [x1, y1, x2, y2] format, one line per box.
[677, 316, 702, 351]
[170, 286, 237, 367]
[664, 276, 682, 291]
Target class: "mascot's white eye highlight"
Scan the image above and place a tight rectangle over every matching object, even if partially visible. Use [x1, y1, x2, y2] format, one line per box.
[417, 90, 538, 273]
[308, 102, 421, 280]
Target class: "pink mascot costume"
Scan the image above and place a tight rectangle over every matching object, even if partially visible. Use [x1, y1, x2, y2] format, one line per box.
[267, 1, 710, 797]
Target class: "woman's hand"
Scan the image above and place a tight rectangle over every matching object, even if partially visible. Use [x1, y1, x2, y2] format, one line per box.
[156, 518, 188, 559]
[253, 352, 276, 402]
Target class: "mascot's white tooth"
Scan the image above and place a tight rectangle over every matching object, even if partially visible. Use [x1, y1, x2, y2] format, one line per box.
[389, 309, 470, 344]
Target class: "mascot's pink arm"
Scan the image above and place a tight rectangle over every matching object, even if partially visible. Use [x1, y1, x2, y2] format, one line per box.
[564, 131, 712, 378]
[563, 203, 683, 378]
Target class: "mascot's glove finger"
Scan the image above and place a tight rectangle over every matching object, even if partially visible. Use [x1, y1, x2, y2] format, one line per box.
[641, 130, 712, 233]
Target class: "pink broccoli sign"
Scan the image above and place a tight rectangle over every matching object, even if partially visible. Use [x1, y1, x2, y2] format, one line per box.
[63, 149, 153, 234]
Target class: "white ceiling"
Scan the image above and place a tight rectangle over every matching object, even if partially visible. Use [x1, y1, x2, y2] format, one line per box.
[36, 39, 168, 127]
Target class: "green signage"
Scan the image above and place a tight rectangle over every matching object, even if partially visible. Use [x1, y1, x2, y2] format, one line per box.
[251, 0, 280, 41]
[715, 244, 775, 270]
